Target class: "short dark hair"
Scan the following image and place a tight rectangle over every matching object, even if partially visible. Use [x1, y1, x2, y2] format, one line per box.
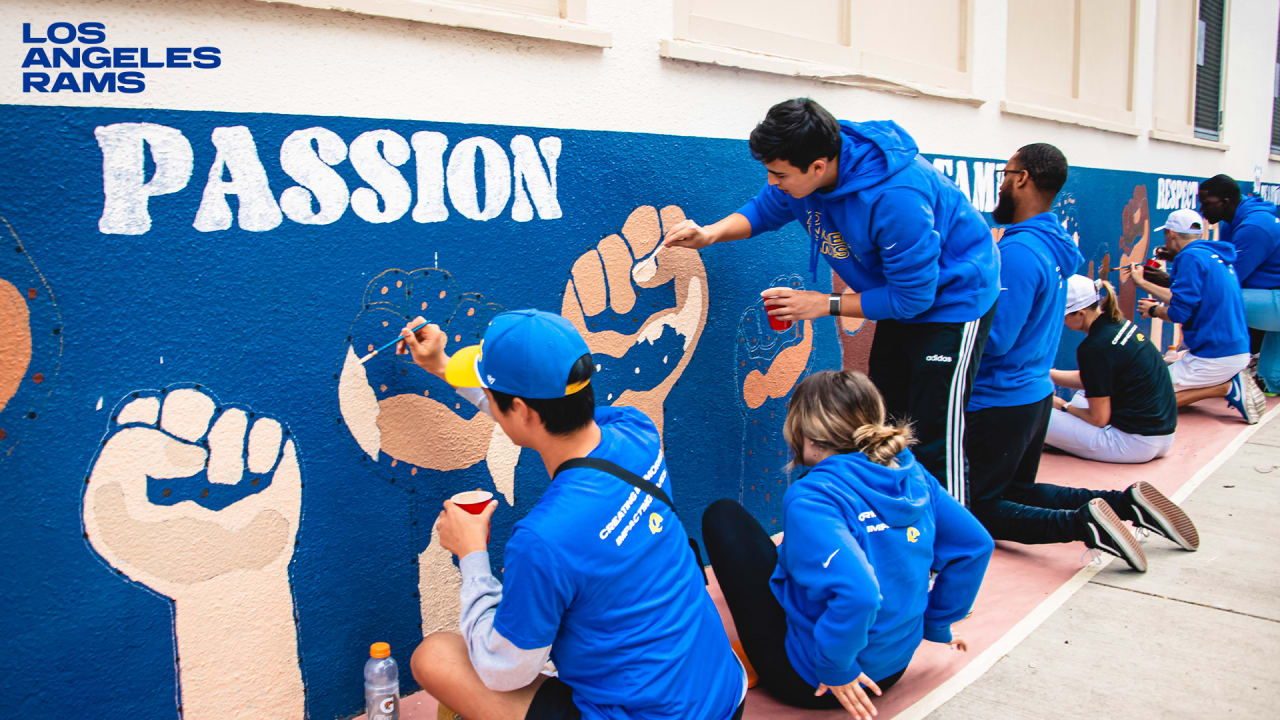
[488, 353, 595, 435]
[1200, 174, 1240, 202]
[748, 98, 842, 169]
[1017, 143, 1068, 197]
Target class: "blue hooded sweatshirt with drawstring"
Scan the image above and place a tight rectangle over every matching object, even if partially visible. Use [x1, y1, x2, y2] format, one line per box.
[1217, 195, 1280, 289]
[737, 120, 1000, 323]
[771, 449, 993, 687]
[969, 212, 1083, 410]
[1167, 239, 1251, 358]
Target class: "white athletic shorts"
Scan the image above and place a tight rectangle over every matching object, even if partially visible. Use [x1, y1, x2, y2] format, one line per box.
[1045, 391, 1174, 464]
[1167, 352, 1249, 392]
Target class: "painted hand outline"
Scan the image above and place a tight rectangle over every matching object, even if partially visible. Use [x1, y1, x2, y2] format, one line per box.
[1116, 186, 1152, 320]
[80, 385, 303, 719]
[337, 268, 522, 636]
[735, 273, 816, 529]
[0, 276, 27, 413]
[560, 205, 709, 434]
[0, 216, 61, 460]
[338, 267, 519, 501]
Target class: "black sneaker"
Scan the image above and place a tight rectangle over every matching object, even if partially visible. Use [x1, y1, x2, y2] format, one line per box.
[1082, 499, 1147, 572]
[1128, 481, 1199, 551]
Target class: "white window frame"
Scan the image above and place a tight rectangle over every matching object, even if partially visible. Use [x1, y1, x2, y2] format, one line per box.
[260, 0, 611, 48]
[1001, 0, 1140, 136]
[661, 0, 981, 105]
[1148, 0, 1230, 150]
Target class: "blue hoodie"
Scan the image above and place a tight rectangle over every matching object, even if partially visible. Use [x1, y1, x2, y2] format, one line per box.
[1167, 239, 1251, 358]
[1218, 195, 1280, 289]
[969, 213, 1083, 410]
[737, 121, 1000, 323]
[770, 449, 993, 687]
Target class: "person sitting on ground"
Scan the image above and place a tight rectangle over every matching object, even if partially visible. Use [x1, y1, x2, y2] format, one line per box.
[399, 310, 746, 720]
[963, 143, 1193, 573]
[1198, 174, 1280, 397]
[702, 370, 993, 720]
[1133, 209, 1267, 424]
[1046, 275, 1177, 464]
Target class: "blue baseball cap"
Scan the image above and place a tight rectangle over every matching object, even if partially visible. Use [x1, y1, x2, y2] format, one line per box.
[445, 309, 592, 399]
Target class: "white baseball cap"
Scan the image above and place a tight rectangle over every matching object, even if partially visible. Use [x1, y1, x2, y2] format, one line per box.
[1154, 209, 1205, 234]
[1065, 274, 1101, 314]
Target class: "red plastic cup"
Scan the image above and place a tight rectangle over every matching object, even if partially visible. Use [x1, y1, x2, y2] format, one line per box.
[451, 489, 493, 514]
[451, 489, 493, 543]
[764, 300, 792, 332]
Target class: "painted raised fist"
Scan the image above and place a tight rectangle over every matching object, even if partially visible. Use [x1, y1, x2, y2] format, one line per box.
[81, 385, 303, 719]
[560, 205, 709, 434]
[337, 267, 519, 502]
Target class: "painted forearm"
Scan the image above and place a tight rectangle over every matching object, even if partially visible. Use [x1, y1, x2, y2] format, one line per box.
[173, 575, 303, 720]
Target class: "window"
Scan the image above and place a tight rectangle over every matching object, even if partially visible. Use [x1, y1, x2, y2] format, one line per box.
[1270, 15, 1280, 154]
[264, 0, 610, 48]
[667, 0, 973, 94]
[1003, 0, 1138, 132]
[1152, 0, 1198, 138]
[1195, 0, 1226, 140]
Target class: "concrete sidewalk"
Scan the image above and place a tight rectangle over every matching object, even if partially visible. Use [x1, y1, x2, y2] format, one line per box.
[932, 418, 1280, 718]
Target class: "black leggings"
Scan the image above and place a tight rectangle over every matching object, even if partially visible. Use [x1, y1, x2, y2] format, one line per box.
[701, 499, 904, 709]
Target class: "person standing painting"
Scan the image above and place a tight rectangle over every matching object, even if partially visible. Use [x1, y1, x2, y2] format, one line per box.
[663, 98, 1000, 504]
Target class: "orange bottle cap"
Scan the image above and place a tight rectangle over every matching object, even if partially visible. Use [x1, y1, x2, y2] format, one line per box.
[370, 642, 390, 659]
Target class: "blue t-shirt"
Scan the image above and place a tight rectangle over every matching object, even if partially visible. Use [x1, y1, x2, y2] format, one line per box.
[493, 406, 744, 720]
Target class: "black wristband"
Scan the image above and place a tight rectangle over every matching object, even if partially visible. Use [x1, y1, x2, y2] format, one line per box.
[829, 294, 841, 316]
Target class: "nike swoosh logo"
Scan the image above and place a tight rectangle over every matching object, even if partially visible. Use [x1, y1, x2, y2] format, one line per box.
[823, 549, 840, 568]
[883, 243, 898, 250]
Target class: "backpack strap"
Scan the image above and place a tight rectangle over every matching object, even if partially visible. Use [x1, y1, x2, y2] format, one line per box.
[555, 457, 680, 519]
[554, 456, 707, 584]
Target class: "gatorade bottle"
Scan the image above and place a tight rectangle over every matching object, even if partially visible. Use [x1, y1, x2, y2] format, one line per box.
[365, 642, 400, 720]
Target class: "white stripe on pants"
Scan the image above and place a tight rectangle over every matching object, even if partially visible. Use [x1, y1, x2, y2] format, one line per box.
[1044, 391, 1174, 464]
[944, 317, 980, 506]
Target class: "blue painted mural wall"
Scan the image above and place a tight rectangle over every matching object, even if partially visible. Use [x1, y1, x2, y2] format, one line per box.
[0, 104, 1207, 719]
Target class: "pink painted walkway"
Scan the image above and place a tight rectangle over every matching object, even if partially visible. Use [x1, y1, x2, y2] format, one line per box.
[380, 398, 1276, 720]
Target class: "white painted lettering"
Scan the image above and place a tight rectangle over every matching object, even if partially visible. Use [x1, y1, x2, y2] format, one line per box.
[96, 122, 193, 235]
[410, 131, 448, 223]
[350, 130, 412, 224]
[279, 127, 349, 225]
[447, 136, 511, 221]
[193, 126, 282, 232]
[510, 135, 562, 222]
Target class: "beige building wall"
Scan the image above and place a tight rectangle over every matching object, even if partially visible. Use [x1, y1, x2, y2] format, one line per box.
[2, 0, 1278, 180]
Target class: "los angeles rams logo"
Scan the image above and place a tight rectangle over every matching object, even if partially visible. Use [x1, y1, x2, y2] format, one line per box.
[648, 512, 663, 534]
[906, 527, 920, 543]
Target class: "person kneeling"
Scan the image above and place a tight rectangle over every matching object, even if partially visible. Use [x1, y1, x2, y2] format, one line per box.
[703, 371, 993, 720]
[400, 310, 746, 720]
[1046, 276, 1177, 464]
[1134, 209, 1266, 424]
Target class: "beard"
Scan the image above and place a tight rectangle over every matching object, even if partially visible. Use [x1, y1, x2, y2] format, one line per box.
[991, 186, 1016, 225]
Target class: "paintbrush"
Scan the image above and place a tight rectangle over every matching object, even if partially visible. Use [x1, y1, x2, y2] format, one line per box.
[1108, 262, 1171, 287]
[359, 319, 429, 364]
